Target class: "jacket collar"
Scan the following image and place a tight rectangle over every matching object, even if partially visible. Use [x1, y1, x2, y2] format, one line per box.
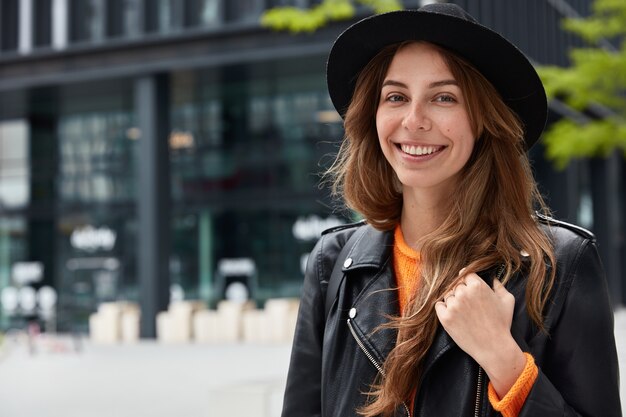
[342, 225, 397, 365]
[341, 224, 394, 273]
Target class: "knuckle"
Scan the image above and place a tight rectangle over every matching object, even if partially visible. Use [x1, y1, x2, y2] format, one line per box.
[467, 275, 480, 286]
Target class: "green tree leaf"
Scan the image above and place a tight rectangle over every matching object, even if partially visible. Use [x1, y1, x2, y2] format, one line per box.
[538, 0, 626, 168]
[261, 0, 402, 33]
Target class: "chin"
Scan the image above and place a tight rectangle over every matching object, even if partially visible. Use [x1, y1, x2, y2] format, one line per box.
[397, 174, 458, 194]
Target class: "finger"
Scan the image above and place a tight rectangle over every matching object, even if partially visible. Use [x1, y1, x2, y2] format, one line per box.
[434, 300, 447, 316]
[493, 279, 514, 305]
[464, 273, 483, 287]
[493, 278, 506, 292]
[443, 292, 455, 303]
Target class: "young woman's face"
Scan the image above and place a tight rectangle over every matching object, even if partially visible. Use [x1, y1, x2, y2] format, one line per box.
[376, 42, 475, 196]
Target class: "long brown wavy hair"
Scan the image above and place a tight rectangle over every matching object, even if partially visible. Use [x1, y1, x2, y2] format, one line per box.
[326, 41, 556, 417]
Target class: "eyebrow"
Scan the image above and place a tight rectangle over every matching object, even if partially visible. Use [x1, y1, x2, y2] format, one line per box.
[381, 79, 459, 89]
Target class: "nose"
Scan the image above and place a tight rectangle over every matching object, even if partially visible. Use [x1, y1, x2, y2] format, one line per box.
[401, 104, 431, 132]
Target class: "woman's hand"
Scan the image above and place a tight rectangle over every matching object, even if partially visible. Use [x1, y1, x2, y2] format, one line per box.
[434, 272, 527, 398]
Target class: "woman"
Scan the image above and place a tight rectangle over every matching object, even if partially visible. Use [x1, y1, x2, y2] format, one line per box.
[282, 3, 621, 417]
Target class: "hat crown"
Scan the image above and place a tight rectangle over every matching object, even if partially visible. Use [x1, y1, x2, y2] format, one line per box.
[418, 3, 477, 24]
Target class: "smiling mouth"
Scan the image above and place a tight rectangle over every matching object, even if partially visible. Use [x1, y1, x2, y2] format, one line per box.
[398, 144, 446, 156]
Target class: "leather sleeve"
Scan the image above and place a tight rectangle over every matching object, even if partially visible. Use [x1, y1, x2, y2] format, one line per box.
[519, 237, 622, 417]
[281, 234, 331, 417]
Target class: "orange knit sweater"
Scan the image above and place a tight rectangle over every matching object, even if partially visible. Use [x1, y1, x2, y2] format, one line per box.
[393, 225, 537, 416]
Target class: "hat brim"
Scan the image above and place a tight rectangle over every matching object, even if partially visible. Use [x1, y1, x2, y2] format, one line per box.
[326, 9, 547, 149]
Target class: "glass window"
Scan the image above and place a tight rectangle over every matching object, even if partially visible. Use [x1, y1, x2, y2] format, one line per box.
[144, 0, 158, 33]
[171, 208, 347, 305]
[106, 0, 141, 39]
[33, 0, 53, 48]
[58, 111, 136, 204]
[69, 0, 105, 43]
[155, 0, 184, 33]
[185, 0, 221, 28]
[169, 56, 347, 304]
[225, 0, 263, 23]
[170, 57, 342, 200]
[0, 217, 28, 330]
[56, 212, 137, 332]
[146, 0, 222, 33]
[0, 120, 30, 209]
[54, 81, 138, 331]
[1, 0, 19, 52]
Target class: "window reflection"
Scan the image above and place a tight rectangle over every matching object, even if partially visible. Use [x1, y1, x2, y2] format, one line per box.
[58, 112, 136, 203]
[56, 213, 137, 332]
[0, 0, 19, 52]
[169, 56, 346, 301]
[156, 0, 185, 32]
[225, 0, 263, 22]
[171, 209, 344, 304]
[170, 59, 342, 198]
[0, 120, 30, 209]
[187, 0, 221, 27]
[54, 100, 137, 331]
[69, 0, 105, 43]
[107, 0, 141, 39]
[0, 217, 28, 329]
[34, 0, 53, 48]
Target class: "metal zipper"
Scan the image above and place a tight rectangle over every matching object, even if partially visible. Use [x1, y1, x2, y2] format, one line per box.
[347, 318, 411, 417]
[474, 366, 484, 417]
[494, 263, 506, 282]
[474, 264, 507, 417]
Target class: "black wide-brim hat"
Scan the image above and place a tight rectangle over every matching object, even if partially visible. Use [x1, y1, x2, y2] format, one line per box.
[327, 3, 547, 149]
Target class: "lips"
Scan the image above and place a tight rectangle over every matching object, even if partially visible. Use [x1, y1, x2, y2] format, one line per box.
[399, 144, 445, 156]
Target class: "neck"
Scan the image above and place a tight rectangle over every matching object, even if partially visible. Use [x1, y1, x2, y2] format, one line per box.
[400, 186, 451, 250]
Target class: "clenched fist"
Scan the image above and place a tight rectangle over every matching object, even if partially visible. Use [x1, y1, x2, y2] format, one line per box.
[435, 271, 527, 398]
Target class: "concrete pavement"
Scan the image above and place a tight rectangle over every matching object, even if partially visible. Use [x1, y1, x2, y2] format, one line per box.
[0, 309, 624, 417]
[0, 338, 291, 417]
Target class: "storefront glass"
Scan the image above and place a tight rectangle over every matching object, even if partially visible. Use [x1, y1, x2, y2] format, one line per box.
[0, 217, 29, 330]
[54, 81, 137, 331]
[0, 119, 32, 329]
[0, 120, 30, 209]
[0, 53, 349, 331]
[169, 55, 347, 305]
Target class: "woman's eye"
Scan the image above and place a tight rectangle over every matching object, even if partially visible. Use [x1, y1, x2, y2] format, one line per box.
[435, 94, 456, 103]
[387, 94, 406, 103]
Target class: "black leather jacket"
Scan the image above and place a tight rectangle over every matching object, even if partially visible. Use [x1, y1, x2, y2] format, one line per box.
[282, 217, 621, 417]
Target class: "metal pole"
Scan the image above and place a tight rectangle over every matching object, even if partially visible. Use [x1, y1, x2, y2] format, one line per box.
[135, 74, 171, 338]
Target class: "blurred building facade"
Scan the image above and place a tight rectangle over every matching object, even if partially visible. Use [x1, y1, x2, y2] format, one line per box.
[0, 0, 622, 336]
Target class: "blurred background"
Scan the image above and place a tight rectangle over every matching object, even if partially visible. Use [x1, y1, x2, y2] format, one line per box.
[0, 0, 624, 416]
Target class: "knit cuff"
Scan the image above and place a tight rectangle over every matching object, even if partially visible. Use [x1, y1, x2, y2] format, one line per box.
[487, 352, 538, 417]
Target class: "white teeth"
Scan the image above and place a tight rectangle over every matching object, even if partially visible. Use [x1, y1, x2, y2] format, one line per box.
[400, 144, 439, 156]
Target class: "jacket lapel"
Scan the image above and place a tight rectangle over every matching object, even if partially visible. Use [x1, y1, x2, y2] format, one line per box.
[421, 325, 456, 378]
[342, 226, 399, 364]
[342, 225, 459, 372]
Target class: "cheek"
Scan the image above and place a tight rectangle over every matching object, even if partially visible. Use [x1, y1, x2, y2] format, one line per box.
[375, 115, 389, 146]
[375, 110, 385, 137]
[375, 123, 395, 163]
[459, 134, 476, 162]
[448, 115, 475, 151]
